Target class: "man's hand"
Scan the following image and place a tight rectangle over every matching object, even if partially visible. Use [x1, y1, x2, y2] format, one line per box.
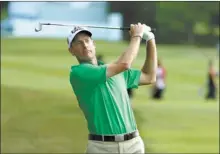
[129, 23, 145, 39]
[142, 25, 155, 42]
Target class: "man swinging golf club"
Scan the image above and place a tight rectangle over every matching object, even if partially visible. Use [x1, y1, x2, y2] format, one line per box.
[68, 22, 157, 153]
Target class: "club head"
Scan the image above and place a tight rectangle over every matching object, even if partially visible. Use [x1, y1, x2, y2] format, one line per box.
[35, 23, 42, 32]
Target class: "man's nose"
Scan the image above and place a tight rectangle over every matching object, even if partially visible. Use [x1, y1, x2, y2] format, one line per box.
[82, 41, 88, 48]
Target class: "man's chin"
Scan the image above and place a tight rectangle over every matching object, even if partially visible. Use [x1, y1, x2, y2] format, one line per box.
[80, 56, 95, 61]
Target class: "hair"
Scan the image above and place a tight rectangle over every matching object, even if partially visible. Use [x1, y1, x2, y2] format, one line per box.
[208, 59, 213, 67]
[97, 54, 104, 61]
[158, 59, 162, 66]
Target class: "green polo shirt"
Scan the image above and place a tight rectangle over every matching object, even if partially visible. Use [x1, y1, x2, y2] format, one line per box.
[69, 61, 141, 135]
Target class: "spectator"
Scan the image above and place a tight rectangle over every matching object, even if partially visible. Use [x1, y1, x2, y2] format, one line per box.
[206, 59, 218, 100]
[152, 59, 166, 100]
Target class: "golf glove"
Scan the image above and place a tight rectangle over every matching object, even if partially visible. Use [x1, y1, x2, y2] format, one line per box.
[143, 26, 155, 42]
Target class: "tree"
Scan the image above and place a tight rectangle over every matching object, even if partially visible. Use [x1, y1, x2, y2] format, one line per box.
[156, 2, 219, 45]
[109, 1, 156, 40]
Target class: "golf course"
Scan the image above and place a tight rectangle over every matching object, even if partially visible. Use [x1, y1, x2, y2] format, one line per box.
[1, 38, 219, 153]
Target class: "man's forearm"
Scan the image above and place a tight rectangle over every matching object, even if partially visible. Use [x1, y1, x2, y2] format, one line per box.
[142, 39, 157, 76]
[116, 37, 141, 67]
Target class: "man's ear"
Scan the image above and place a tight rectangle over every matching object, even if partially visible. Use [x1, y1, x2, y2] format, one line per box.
[68, 48, 75, 56]
[68, 48, 71, 53]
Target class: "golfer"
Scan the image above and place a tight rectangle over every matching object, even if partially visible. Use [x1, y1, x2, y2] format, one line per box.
[68, 23, 157, 153]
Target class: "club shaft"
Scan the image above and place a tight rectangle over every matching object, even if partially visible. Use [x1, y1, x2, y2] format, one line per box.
[39, 23, 156, 32]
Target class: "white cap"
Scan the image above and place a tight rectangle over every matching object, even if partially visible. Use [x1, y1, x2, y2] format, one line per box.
[67, 26, 92, 48]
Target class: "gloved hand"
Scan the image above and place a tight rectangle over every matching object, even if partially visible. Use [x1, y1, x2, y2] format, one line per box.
[142, 26, 155, 42]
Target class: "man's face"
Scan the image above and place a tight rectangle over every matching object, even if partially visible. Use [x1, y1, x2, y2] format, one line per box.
[69, 32, 96, 61]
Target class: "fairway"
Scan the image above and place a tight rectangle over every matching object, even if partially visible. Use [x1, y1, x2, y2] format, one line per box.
[1, 38, 219, 153]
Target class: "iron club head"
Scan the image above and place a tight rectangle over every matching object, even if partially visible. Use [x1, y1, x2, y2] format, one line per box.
[35, 23, 42, 32]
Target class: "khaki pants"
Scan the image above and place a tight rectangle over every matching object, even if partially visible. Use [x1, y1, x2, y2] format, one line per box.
[86, 136, 145, 153]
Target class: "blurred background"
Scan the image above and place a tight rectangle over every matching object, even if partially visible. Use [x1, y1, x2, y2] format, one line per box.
[1, 1, 219, 153]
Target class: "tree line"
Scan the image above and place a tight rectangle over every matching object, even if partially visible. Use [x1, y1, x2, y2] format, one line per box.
[109, 1, 219, 46]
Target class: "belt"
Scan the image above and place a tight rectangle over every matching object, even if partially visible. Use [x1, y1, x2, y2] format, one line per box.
[88, 130, 139, 142]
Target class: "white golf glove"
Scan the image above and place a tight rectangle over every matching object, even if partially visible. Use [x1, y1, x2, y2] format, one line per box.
[143, 26, 155, 42]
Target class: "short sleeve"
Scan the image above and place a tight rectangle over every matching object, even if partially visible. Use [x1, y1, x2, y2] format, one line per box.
[123, 69, 141, 89]
[70, 64, 107, 87]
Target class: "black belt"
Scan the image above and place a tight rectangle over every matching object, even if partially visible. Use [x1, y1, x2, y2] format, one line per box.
[88, 131, 139, 142]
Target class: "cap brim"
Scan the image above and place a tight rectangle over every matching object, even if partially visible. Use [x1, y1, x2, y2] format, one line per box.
[74, 30, 92, 38]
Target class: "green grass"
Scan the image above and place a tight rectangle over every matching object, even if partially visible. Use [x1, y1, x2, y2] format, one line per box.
[1, 38, 219, 153]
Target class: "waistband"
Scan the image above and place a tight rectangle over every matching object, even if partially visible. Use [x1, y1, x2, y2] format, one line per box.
[88, 130, 139, 142]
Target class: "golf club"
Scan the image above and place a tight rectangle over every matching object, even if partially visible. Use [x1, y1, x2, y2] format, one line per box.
[35, 22, 156, 32]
